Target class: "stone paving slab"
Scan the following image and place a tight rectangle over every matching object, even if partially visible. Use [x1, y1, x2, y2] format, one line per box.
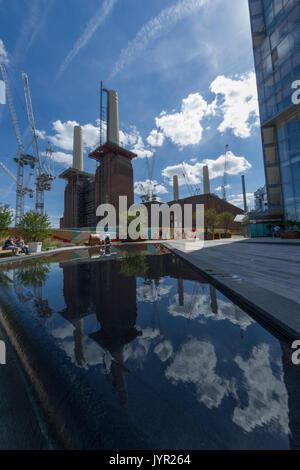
[164, 239, 300, 341]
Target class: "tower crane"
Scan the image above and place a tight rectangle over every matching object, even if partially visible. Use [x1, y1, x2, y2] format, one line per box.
[222, 144, 229, 201]
[22, 72, 55, 214]
[0, 63, 35, 225]
[138, 183, 150, 203]
[181, 162, 201, 197]
[0, 161, 17, 184]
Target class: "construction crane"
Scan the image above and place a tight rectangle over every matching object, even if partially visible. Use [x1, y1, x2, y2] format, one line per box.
[221, 144, 229, 201]
[181, 162, 201, 197]
[138, 183, 150, 203]
[22, 72, 55, 214]
[0, 161, 17, 184]
[0, 63, 36, 225]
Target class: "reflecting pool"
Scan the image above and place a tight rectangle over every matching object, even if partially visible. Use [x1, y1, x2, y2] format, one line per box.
[0, 243, 299, 450]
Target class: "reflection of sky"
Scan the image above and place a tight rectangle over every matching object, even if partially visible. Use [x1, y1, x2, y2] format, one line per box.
[136, 280, 173, 303]
[2, 255, 295, 448]
[233, 344, 289, 435]
[166, 338, 233, 409]
[168, 291, 254, 331]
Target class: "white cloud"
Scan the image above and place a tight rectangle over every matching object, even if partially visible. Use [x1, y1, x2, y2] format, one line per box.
[146, 129, 165, 147]
[0, 39, 8, 61]
[49, 151, 73, 166]
[215, 184, 231, 192]
[168, 290, 253, 331]
[111, 0, 209, 78]
[228, 192, 254, 209]
[166, 339, 233, 409]
[44, 120, 153, 161]
[162, 152, 251, 186]
[233, 344, 289, 434]
[36, 129, 46, 140]
[154, 340, 173, 362]
[120, 126, 154, 159]
[57, 0, 117, 78]
[136, 280, 172, 303]
[209, 72, 259, 138]
[203, 151, 252, 179]
[134, 179, 168, 196]
[156, 93, 210, 147]
[150, 72, 259, 147]
[47, 120, 99, 152]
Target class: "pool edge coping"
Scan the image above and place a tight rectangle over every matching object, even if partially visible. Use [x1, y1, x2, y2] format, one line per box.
[163, 242, 300, 343]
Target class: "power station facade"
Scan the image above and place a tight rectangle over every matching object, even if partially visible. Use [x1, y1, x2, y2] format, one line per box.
[59, 90, 136, 229]
[59, 89, 243, 233]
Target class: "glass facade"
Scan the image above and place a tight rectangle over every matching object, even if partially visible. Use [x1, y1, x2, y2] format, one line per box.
[249, 0, 300, 221]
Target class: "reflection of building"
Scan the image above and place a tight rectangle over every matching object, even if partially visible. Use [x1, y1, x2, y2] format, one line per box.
[254, 186, 268, 212]
[59, 256, 140, 405]
[59, 252, 220, 406]
[90, 260, 140, 407]
[249, 0, 300, 221]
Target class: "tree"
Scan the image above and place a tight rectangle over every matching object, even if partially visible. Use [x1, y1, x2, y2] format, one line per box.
[120, 255, 148, 278]
[0, 203, 13, 236]
[217, 212, 234, 233]
[204, 209, 217, 234]
[19, 211, 52, 243]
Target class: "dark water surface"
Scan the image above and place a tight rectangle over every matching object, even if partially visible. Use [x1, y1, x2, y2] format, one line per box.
[0, 243, 299, 450]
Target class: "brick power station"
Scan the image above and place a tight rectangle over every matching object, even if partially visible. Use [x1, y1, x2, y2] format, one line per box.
[59, 90, 137, 229]
[59, 89, 243, 233]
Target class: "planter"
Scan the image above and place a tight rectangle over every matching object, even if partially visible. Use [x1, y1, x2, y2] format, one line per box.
[204, 233, 213, 240]
[280, 232, 300, 239]
[28, 242, 42, 254]
[221, 233, 232, 239]
[213, 233, 220, 240]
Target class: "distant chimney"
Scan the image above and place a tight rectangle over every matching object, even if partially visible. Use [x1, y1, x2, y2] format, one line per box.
[104, 89, 119, 145]
[203, 166, 210, 194]
[73, 125, 83, 171]
[242, 175, 248, 212]
[173, 175, 179, 201]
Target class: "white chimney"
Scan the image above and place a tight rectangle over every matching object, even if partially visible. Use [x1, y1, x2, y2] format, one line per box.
[104, 89, 119, 145]
[203, 165, 210, 194]
[173, 175, 179, 201]
[73, 125, 83, 171]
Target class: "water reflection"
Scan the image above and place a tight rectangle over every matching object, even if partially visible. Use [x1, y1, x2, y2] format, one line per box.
[3, 248, 300, 449]
[9, 258, 54, 318]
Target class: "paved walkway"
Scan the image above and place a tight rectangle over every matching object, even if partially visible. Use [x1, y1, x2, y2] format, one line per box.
[164, 237, 300, 341]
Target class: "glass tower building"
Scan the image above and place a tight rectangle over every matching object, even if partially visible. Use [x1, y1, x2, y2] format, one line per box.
[249, 0, 300, 221]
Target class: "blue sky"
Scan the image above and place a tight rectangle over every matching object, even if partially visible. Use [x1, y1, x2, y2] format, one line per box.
[0, 0, 264, 226]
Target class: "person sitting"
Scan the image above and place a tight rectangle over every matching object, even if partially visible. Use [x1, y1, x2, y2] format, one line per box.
[15, 236, 29, 255]
[3, 236, 20, 256]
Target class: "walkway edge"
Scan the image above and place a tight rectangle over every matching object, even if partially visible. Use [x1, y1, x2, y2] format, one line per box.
[163, 242, 300, 342]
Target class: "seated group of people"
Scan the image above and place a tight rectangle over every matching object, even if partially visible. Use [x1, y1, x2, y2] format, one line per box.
[3, 236, 29, 256]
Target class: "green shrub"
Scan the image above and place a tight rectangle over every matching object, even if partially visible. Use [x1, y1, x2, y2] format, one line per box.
[204, 209, 217, 234]
[216, 212, 234, 233]
[0, 203, 13, 238]
[19, 211, 52, 243]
